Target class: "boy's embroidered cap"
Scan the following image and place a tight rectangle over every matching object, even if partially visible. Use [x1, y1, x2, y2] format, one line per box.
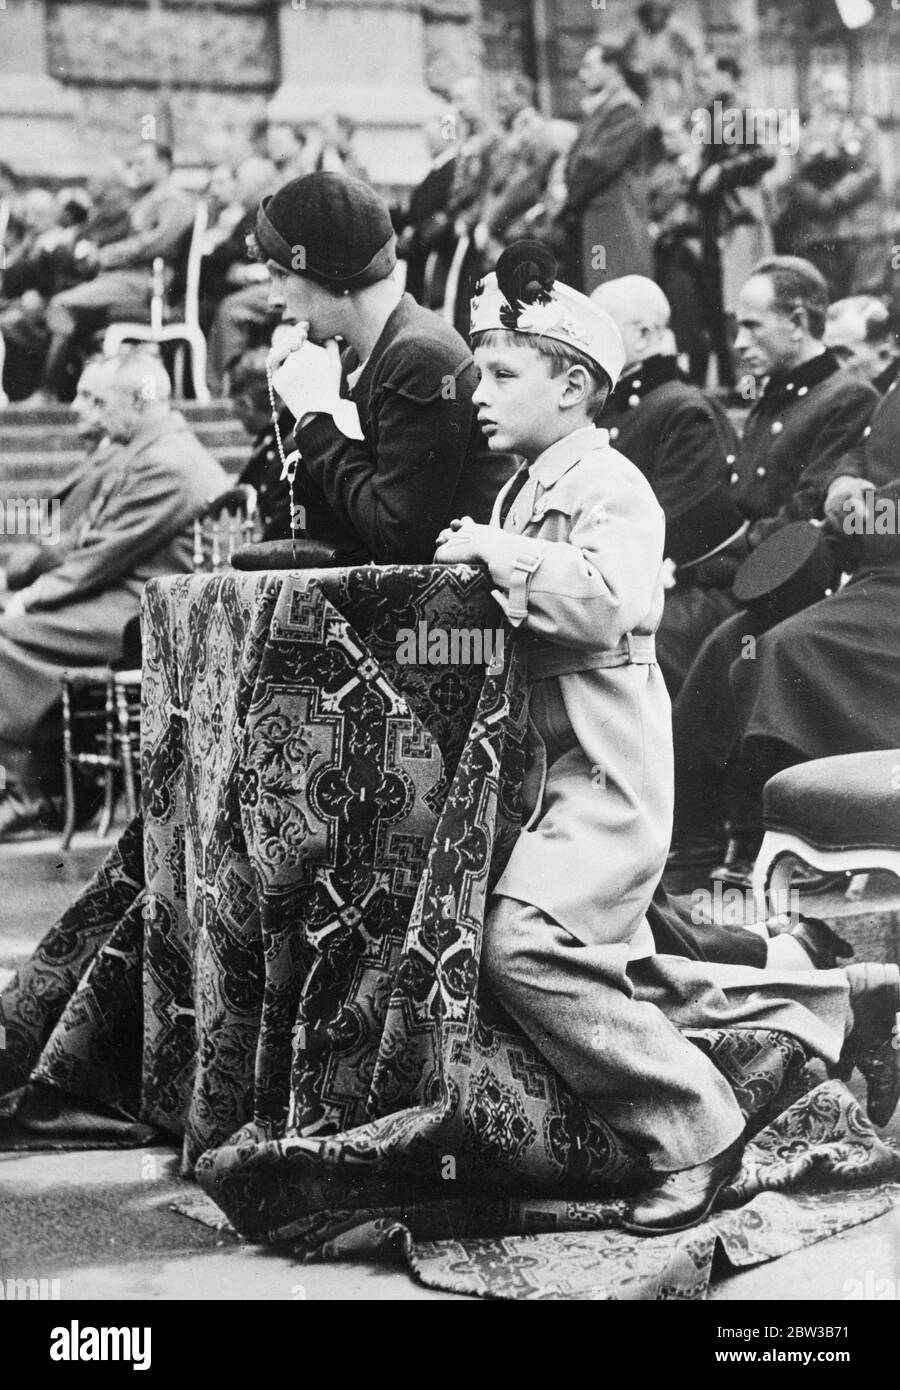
[470, 240, 626, 386]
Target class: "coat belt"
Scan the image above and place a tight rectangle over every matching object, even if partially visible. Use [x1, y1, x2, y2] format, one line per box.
[528, 633, 656, 680]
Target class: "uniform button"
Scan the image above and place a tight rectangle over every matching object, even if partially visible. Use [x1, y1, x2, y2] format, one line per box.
[633, 380, 641, 390]
[785, 381, 794, 391]
[628, 394, 640, 408]
[798, 386, 808, 396]
[266, 449, 275, 461]
[730, 471, 739, 484]
[609, 427, 619, 441]
[771, 421, 783, 435]
[756, 466, 766, 478]
[726, 453, 735, 464]
[863, 426, 872, 437]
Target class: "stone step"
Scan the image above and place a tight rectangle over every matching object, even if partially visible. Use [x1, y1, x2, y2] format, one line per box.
[0, 400, 241, 426]
[0, 425, 249, 453]
[1, 444, 247, 478]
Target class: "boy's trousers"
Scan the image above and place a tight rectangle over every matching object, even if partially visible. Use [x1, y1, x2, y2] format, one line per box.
[483, 895, 850, 1172]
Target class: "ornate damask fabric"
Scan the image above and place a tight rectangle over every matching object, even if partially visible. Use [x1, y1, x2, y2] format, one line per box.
[2, 565, 898, 1300]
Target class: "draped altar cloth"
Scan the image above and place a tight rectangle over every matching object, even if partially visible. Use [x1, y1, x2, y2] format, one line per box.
[2, 565, 898, 1299]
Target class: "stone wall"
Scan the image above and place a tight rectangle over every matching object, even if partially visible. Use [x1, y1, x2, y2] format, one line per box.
[1, 0, 482, 185]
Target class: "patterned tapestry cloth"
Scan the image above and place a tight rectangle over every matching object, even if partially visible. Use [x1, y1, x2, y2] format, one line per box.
[1, 565, 898, 1300]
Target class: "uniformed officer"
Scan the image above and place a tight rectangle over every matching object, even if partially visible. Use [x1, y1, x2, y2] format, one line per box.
[593, 275, 745, 693]
[668, 256, 878, 881]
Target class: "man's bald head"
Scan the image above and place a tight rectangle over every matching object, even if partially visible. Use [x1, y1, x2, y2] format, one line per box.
[100, 349, 172, 443]
[825, 295, 898, 385]
[591, 277, 672, 369]
[72, 355, 119, 446]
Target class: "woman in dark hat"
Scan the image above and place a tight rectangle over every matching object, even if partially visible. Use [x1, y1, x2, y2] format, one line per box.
[242, 170, 513, 565]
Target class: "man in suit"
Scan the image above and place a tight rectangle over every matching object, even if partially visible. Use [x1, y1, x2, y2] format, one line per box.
[246, 171, 514, 565]
[0, 350, 227, 836]
[394, 115, 457, 309]
[592, 275, 745, 693]
[559, 43, 652, 292]
[668, 257, 879, 881]
[475, 74, 560, 258]
[2, 355, 118, 593]
[31, 142, 195, 403]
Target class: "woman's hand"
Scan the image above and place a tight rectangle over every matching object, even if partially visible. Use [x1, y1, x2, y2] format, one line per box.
[265, 322, 310, 373]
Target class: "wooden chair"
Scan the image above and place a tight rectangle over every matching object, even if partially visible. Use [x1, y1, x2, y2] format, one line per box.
[59, 666, 141, 849]
[192, 497, 258, 571]
[102, 202, 211, 401]
[58, 500, 258, 847]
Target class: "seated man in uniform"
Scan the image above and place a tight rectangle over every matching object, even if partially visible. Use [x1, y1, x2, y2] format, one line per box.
[434, 241, 900, 1234]
[825, 294, 900, 395]
[0, 350, 227, 837]
[674, 369, 900, 892]
[591, 275, 745, 694]
[241, 170, 514, 565]
[668, 256, 879, 880]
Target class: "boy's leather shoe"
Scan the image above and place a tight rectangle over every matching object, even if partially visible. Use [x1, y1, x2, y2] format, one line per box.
[787, 916, 853, 971]
[620, 1135, 744, 1235]
[838, 963, 900, 1127]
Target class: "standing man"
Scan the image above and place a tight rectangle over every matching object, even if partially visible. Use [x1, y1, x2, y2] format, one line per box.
[475, 74, 559, 258]
[782, 71, 887, 300]
[394, 114, 458, 310]
[442, 77, 500, 336]
[592, 275, 744, 694]
[558, 43, 652, 293]
[0, 351, 227, 837]
[689, 55, 775, 390]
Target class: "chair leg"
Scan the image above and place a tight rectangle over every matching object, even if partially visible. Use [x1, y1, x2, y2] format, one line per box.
[97, 673, 117, 839]
[188, 329, 211, 402]
[172, 343, 186, 400]
[115, 679, 139, 820]
[59, 680, 77, 851]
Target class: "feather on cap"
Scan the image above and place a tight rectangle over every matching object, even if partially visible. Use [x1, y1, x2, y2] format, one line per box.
[470, 240, 626, 386]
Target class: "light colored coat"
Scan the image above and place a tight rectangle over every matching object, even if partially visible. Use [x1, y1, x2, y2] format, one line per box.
[487, 425, 672, 957]
[0, 410, 227, 743]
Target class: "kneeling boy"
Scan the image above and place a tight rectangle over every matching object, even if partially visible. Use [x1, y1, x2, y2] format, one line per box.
[435, 242, 900, 1233]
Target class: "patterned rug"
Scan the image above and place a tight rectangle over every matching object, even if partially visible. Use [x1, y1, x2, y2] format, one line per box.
[2, 565, 899, 1299]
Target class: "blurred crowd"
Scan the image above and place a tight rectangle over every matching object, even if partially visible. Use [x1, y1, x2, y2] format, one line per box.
[1, 0, 896, 410]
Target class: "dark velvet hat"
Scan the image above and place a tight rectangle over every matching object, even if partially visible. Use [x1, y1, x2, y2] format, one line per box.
[256, 171, 396, 289]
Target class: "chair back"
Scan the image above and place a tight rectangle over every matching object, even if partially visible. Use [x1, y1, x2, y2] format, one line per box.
[183, 200, 208, 331]
[192, 505, 257, 572]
